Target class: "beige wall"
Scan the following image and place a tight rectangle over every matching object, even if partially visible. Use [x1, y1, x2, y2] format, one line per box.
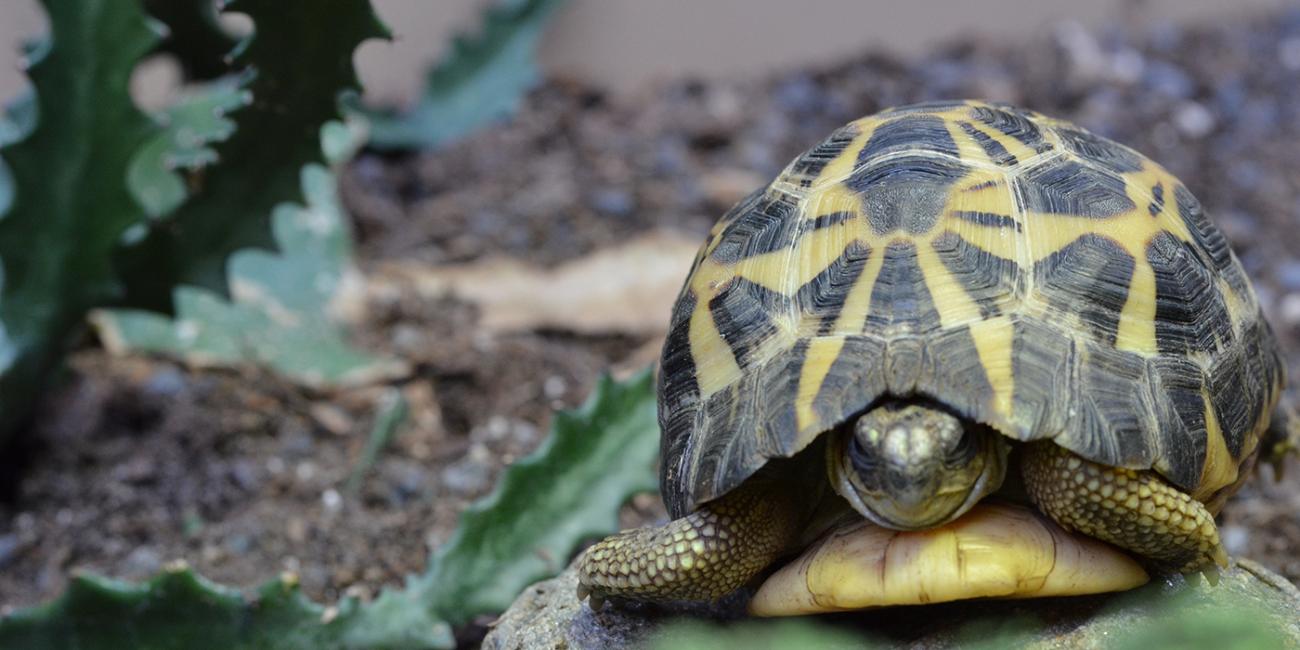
[0, 0, 1293, 107]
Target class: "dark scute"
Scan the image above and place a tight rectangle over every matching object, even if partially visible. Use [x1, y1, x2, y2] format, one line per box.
[1017, 158, 1136, 218]
[1209, 319, 1284, 460]
[657, 290, 701, 514]
[681, 384, 747, 517]
[708, 277, 790, 370]
[970, 105, 1051, 153]
[795, 240, 873, 334]
[1011, 318, 1077, 438]
[919, 326, 996, 422]
[1035, 234, 1135, 346]
[866, 241, 942, 334]
[710, 191, 799, 264]
[807, 210, 858, 230]
[963, 179, 1001, 192]
[1147, 233, 1234, 356]
[790, 124, 859, 185]
[659, 290, 699, 410]
[932, 231, 1021, 318]
[812, 336, 888, 428]
[858, 115, 960, 162]
[957, 120, 1018, 166]
[1245, 322, 1286, 445]
[1058, 127, 1144, 173]
[1207, 344, 1254, 458]
[1077, 343, 1157, 467]
[849, 155, 969, 236]
[1176, 184, 1252, 298]
[950, 210, 1023, 232]
[1147, 356, 1209, 490]
[757, 339, 809, 453]
[1148, 182, 1165, 217]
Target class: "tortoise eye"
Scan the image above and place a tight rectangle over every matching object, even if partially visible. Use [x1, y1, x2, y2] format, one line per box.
[948, 429, 976, 462]
[847, 433, 877, 472]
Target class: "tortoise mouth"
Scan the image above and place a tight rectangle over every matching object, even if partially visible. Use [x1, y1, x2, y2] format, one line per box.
[748, 500, 1149, 616]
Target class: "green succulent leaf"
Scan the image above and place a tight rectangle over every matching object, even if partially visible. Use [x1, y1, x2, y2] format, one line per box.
[360, 0, 567, 150]
[127, 74, 247, 218]
[412, 368, 660, 625]
[0, 566, 453, 650]
[96, 122, 408, 389]
[116, 0, 388, 312]
[143, 0, 239, 81]
[0, 92, 37, 216]
[0, 0, 159, 441]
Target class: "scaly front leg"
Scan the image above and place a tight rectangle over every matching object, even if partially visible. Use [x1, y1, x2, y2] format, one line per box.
[576, 477, 807, 608]
[1022, 442, 1227, 573]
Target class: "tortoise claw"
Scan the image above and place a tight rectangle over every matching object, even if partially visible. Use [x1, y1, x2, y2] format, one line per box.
[1196, 563, 1222, 587]
[576, 582, 608, 610]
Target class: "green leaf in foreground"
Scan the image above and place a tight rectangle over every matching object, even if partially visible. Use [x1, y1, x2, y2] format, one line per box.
[117, 0, 388, 311]
[95, 129, 408, 389]
[410, 368, 659, 625]
[359, 0, 566, 150]
[0, 92, 37, 216]
[0, 565, 452, 650]
[0, 0, 159, 442]
[127, 74, 247, 218]
[0, 371, 661, 648]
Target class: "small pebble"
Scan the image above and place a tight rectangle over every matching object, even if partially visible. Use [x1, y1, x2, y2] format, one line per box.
[123, 547, 162, 577]
[543, 375, 567, 399]
[225, 534, 254, 556]
[1222, 524, 1250, 555]
[1280, 293, 1300, 328]
[142, 368, 187, 398]
[321, 488, 342, 512]
[1173, 102, 1215, 138]
[0, 534, 20, 568]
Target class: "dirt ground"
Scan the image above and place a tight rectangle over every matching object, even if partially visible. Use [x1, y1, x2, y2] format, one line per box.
[2, 6, 1299, 639]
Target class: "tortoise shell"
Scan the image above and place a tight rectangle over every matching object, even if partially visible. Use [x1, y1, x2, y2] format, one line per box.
[658, 100, 1285, 519]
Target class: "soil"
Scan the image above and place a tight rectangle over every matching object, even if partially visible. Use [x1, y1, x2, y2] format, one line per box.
[2, 5, 1299, 642]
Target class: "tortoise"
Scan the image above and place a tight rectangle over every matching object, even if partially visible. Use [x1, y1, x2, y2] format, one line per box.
[576, 100, 1291, 610]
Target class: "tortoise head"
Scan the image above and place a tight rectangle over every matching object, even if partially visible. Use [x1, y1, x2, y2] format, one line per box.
[828, 400, 1009, 530]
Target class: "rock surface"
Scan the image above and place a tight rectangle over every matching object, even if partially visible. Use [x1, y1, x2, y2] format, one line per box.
[483, 559, 1300, 649]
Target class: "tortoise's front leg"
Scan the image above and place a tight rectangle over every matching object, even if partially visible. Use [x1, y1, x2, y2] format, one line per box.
[576, 478, 805, 607]
[1022, 442, 1227, 573]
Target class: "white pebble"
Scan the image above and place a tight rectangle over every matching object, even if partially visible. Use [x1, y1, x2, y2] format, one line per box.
[321, 488, 342, 512]
[1174, 102, 1215, 138]
[1221, 525, 1250, 555]
[1280, 292, 1300, 327]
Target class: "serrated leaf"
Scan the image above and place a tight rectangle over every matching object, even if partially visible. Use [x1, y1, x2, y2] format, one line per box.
[127, 74, 247, 218]
[0, 0, 159, 441]
[0, 566, 452, 650]
[411, 368, 660, 625]
[143, 0, 239, 81]
[359, 0, 566, 150]
[116, 0, 388, 312]
[0, 92, 37, 216]
[95, 132, 408, 390]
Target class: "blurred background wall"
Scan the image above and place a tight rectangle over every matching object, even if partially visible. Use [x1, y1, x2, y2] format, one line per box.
[0, 0, 1291, 106]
